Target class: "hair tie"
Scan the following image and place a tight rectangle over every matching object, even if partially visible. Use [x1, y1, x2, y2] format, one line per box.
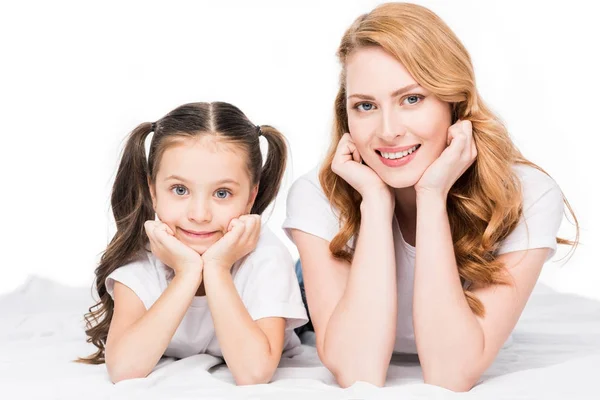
[151, 122, 156, 132]
[256, 125, 262, 137]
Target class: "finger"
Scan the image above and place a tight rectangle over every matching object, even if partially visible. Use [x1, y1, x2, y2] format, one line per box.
[239, 215, 260, 243]
[144, 220, 157, 239]
[350, 143, 362, 163]
[157, 222, 174, 236]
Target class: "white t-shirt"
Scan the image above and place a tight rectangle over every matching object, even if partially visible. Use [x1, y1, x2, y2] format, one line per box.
[282, 164, 564, 354]
[106, 226, 308, 359]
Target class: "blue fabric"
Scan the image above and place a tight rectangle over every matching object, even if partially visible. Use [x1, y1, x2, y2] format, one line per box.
[294, 260, 314, 335]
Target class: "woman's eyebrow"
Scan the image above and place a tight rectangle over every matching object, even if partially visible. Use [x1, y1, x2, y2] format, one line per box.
[347, 83, 421, 101]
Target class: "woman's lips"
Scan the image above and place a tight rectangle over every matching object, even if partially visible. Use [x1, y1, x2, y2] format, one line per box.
[376, 145, 420, 168]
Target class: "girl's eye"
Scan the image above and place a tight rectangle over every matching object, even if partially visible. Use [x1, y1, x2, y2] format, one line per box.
[355, 102, 375, 112]
[215, 189, 230, 199]
[171, 185, 188, 196]
[403, 95, 423, 105]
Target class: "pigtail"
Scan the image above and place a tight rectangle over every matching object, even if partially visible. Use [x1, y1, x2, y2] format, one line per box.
[251, 125, 287, 215]
[77, 122, 155, 364]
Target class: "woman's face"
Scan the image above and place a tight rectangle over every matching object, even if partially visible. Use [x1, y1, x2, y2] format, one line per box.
[149, 137, 257, 255]
[345, 46, 453, 189]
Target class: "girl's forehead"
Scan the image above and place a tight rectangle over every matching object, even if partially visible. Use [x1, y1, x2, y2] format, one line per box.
[157, 137, 250, 184]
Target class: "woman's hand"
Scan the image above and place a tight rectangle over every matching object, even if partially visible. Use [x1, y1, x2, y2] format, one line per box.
[144, 220, 203, 278]
[201, 215, 261, 272]
[331, 132, 394, 206]
[415, 120, 477, 198]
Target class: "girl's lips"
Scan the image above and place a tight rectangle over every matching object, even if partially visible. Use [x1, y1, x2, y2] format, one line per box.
[180, 228, 217, 239]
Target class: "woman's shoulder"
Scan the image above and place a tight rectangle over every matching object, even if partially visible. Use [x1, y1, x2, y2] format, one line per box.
[283, 165, 342, 243]
[288, 165, 328, 198]
[511, 163, 562, 208]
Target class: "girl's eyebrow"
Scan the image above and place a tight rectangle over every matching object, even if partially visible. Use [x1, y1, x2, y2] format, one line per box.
[347, 83, 421, 101]
[165, 175, 240, 186]
[213, 179, 241, 187]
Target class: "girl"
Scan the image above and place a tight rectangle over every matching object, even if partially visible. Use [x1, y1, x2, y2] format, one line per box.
[283, 2, 578, 392]
[79, 102, 308, 385]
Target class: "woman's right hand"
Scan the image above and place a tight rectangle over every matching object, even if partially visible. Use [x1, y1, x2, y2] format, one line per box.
[331, 133, 393, 203]
[144, 220, 203, 279]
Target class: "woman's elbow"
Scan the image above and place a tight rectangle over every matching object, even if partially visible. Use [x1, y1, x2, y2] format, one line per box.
[422, 366, 480, 392]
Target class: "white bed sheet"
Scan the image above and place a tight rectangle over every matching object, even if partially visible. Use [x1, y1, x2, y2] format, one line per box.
[1, 276, 599, 399]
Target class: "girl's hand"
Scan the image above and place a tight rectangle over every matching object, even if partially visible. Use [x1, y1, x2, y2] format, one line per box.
[415, 120, 477, 198]
[144, 220, 203, 278]
[201, 215, 261, 272]
[332, 133, 392, 195]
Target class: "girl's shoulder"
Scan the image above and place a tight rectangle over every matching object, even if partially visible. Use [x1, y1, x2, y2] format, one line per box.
[245, 225, 293, 265]
[105, 250, 171, 303]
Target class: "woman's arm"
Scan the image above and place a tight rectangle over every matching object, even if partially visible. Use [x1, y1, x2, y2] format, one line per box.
[105, 271, 202, 383]
[291, 190, 398, 388]
[203, 265, 286, 385]
[413, 192, 548, 392]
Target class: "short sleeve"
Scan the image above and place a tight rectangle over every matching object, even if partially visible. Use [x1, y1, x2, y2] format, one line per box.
[282, 167, 341, 244]
[495, 166, 564, 261]
[236, 233, 309, 330]
[105, 254, 163, 310]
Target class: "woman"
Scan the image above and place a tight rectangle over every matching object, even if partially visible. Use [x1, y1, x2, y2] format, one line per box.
[283, 2, 577, 392]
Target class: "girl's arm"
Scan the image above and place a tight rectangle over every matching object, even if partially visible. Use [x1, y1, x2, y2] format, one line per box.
[201, 214, 285, 385]
[290, 192, 398, 388]
[413, 192, 548, 392]
[105, 220, 203, 383]
[203, 265, 286, 385]
[105, 271, 202, 383]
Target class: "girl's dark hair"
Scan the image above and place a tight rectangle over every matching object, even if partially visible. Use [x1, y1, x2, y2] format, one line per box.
[77, 102, 287, 364]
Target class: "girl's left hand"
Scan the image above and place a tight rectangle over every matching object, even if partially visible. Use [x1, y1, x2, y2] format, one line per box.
[415, 120, 477, 198]
[201, 214, 262, 272]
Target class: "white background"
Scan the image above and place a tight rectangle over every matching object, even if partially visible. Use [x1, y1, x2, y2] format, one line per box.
[1, 0, 598, 300]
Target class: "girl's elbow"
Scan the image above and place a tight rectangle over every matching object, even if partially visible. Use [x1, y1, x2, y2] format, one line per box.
[106, 359, 150, 384]
[333, 368, 386, 388]
[233, 364, 276, 386]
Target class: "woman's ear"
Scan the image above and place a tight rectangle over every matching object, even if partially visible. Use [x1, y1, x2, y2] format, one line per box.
[246, 184, 259, 213]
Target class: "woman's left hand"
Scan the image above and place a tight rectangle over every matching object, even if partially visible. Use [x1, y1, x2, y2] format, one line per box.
[415, 120, 477, 198]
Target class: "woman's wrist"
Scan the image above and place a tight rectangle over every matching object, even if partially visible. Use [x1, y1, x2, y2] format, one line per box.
[416, 190, 448, 213]
[361, 193, 394, 220]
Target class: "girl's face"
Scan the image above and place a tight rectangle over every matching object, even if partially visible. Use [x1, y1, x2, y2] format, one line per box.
[149, 137, 257, 255]
[345, 46, 453, 189]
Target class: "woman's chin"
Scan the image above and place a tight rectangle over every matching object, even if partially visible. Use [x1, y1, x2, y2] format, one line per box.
[378, 170, 421, 190]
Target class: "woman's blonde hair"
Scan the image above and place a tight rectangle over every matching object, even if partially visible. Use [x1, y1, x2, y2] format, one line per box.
[320, 2, 578, 316]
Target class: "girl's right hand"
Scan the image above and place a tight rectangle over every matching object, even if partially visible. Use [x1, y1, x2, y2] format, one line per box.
[144, 220, 203, 278]
[331, 133, 392, 200]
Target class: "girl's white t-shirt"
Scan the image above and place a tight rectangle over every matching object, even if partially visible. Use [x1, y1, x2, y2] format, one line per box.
[283, 164, 564, 354]
[105, 226, 308, 359]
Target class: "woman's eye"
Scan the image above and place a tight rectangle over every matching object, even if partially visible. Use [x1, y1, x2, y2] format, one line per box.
[171, 185, 188, 196]
[215, 189, 230, 199]
[404, 95, 423, 105]
[356, 102, 374, 112]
